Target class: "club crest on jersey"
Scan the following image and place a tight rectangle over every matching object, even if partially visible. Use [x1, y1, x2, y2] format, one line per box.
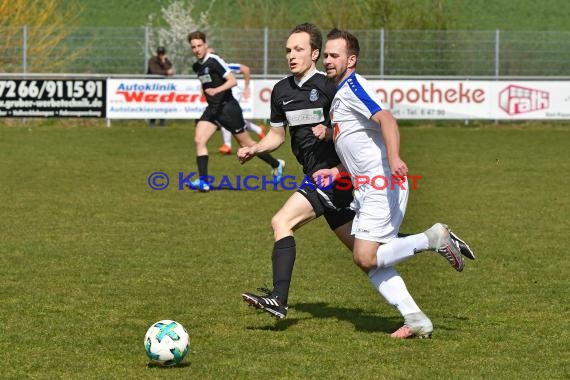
[309, 89, 319, 102]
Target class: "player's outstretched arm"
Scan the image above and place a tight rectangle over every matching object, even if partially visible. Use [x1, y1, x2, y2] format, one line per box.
[237, 127, 286, 164]
[253, 126, 286, 154]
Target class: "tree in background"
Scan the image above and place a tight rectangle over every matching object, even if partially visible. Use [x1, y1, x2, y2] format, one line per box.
[146, 0, 215, 74]
[0, 0, 83, 73]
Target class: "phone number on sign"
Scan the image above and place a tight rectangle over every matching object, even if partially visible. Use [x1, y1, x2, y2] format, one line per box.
[0, 80, 104, 100]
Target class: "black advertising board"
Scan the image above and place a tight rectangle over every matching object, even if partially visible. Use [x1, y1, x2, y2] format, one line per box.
[0, 79, 106, 118]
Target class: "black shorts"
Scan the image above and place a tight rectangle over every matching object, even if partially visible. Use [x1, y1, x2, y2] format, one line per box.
[199, 99, 245, 134]
[297, 177, 355, 230]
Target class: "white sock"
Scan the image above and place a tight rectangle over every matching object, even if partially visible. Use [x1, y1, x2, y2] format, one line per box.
[222, 127, 232, 147]
[368, 266, 421, 316]
[245, 120, 262, 135]
[376, 233, 429, 268]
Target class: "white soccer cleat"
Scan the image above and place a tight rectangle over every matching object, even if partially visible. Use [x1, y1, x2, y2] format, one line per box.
[391, 312, 433, 339]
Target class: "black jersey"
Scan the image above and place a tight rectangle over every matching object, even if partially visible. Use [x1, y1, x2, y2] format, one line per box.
[192, 53, 235, 109]
[270, 71, 341, 176]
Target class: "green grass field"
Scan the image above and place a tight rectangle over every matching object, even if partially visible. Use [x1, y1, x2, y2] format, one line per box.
[0, 121, 568, 379]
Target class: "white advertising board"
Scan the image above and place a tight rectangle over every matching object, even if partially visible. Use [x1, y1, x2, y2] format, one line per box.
[253, 79, 570, 120]
[106, 78, 570, 120]
[106, 78, 253, 119]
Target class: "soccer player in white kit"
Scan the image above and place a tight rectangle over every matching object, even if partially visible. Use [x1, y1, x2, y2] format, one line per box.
[314, 28, 474, 338]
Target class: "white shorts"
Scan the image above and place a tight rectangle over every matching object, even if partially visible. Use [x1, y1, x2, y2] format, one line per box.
[350, 183, 409, 243]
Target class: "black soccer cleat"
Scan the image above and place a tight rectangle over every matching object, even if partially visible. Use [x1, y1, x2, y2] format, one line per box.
[242, 287, 288, 319]
[425, 223, 465, 272]
[449, 230, 476, 260]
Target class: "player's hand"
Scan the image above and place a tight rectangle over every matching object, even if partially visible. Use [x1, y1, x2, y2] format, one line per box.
[311, 124, 330, 140]
[390, 157, 408, 178]
[204, 88, 218, 96]
[237, 146, 256, 164]
[312, 168, 337, 188]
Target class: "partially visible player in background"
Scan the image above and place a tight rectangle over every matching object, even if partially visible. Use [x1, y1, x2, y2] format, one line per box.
[206, 48, 266, 155]
[187, 31, 284, 192]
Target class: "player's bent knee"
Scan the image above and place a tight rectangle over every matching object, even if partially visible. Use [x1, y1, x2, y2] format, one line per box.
[271, 214, 295, 238]
[353, 252, 376, 272]
[194, 136, 206, 146]
[271, 214, 286, 232]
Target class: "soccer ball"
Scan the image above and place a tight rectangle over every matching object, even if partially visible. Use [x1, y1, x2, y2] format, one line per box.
[144, 320, 190, 366]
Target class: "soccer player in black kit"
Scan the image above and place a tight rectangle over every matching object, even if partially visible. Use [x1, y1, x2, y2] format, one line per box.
[237, 23, 356, 318]
[187, 31, 284, 192]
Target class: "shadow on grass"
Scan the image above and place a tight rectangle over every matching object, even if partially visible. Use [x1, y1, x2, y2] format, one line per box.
[296, 303, 466, 334]
[247, 318, 303, 331]
[246, 302, 402, 334]
[293, 302, 401, 333]
[146, 361, 192, 369]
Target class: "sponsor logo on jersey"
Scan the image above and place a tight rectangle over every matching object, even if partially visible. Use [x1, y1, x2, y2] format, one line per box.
[285, 108, 324, 126]
[198, 74, 212, 84]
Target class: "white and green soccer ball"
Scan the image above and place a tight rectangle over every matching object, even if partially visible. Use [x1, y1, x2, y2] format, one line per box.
[144, 320, 190, 366]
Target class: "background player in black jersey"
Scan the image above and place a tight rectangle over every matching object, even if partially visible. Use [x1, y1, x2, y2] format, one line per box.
[237, 23, 355, 319]
[186, 31, 284, 192]
[206, 48, 267, 155]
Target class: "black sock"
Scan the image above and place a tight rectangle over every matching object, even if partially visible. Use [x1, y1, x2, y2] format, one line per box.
[258, 153, 279, 168]
[196, 155, 208, 179]
[272, 236, 296, 305]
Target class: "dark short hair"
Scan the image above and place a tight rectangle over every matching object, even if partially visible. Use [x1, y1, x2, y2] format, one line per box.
[157, 46, 166, 54]
[327, 28, 360, 58]
[188, 31, 206, 44]
[290, 22, 322, 60]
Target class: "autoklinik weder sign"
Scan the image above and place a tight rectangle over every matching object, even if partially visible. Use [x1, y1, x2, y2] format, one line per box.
[106, 78, 253, 119]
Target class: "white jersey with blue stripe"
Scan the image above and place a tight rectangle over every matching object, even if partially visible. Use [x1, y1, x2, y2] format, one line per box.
[331, 72, 390, 180]
[226, 63, 244, 100]
[227, 63, 241, 73]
